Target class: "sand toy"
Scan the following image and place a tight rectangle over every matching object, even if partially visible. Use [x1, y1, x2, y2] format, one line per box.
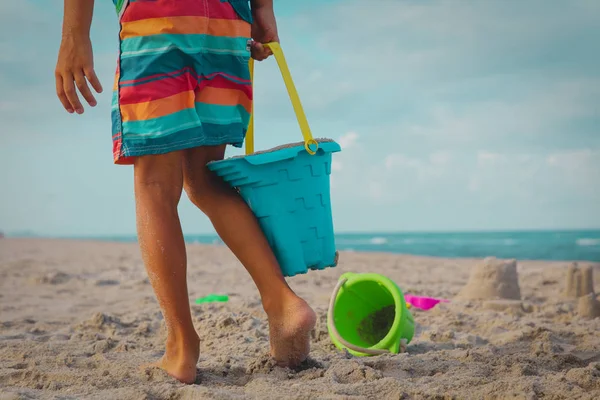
[208, 43, 340, 277]
[327, 272, 415, 357]
[404, 294, 449, 310]
[195, 294, 229, 304]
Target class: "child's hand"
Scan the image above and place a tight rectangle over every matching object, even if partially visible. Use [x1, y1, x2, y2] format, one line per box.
[251, 4, 279, 61]
[55, 34, 103, 114]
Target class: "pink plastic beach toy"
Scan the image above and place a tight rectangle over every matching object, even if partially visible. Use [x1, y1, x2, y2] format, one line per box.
[404, 294, 449, 310]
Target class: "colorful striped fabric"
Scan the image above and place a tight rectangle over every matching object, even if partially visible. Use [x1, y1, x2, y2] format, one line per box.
[222, 0, 252, 24]
[112, 0, 252, 22]
[111, 0, 252, 165]
[112, 0, 129, 20]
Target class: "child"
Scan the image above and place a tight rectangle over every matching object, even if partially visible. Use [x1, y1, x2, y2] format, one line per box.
[55, 0, 316, 384]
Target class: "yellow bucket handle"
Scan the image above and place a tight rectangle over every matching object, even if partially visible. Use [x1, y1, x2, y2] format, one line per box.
[245, 42, 318, 156]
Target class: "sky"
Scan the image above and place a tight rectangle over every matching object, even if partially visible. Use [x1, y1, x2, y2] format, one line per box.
[0, 0, 599, 236]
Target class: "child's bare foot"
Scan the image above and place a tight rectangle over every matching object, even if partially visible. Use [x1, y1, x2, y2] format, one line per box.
[265, 295, 317, 368]
[149, 334, 200, 384]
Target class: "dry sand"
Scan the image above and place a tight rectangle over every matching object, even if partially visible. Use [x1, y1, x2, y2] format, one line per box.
[1, 238, 599, 399]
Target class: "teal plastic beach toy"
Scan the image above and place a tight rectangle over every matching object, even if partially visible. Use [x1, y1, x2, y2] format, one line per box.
[327, 273, 415, 357]
[208, 43, 340, 277]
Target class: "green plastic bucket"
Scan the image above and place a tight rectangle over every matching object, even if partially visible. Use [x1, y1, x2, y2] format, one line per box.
[327, 272, 415, 356]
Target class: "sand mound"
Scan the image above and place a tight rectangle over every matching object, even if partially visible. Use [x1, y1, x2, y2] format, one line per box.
[577, 293, 600, 319]
[455, 257, 521, 300]
[565, 262, 595, 299]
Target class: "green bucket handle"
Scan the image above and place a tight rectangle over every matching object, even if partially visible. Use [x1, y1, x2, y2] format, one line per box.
[327, 277, 408, 356]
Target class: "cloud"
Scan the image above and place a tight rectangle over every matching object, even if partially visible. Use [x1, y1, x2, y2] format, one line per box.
[368, 151, 455, 203]
[331, 160, 343, 172]
[384, 154, 420, 170]
[329, 148, 458, 206]
[467, 149, 600, 206]
[367, 181, 385, 202]
[264, 0, 600, 177]
[546, 149, 598, 168]
[396, 78, 600, 153]
[2, 0, 600, 234]
[384, 151, 452, 179]
[337, 131, 359, 149]
[281, 0, 599, 114]
[477, 151, 505, 167]
[334, 145, 600, 214]
[326, 131, 360, 174]
[544, 149, 600, 190]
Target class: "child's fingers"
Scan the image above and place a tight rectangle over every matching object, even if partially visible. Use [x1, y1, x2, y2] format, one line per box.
[63, 72, 84, 114]
[85, 68, 103, 94]
[74, 70, 97, 107]
[251, 42, 270, 61]
[251, 42, 264, 60]
[55, 73, 74, 113]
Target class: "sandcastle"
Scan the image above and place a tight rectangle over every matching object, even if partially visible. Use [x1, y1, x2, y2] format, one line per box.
[455, 257, 521, 300]
[564, 262, 599, 319]
[577, 293, 600, 319]
[564, 262, 594, 298]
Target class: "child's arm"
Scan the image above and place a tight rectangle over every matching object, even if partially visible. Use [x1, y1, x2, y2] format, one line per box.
[55, 0, 103, 114]
[250, 0, 279, 61]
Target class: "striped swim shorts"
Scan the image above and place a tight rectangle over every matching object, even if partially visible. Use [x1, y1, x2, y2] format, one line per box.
[111, 0, 252, 165]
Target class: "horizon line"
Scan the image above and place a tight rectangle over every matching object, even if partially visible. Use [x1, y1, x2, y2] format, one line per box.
[4, 227, 600, 238]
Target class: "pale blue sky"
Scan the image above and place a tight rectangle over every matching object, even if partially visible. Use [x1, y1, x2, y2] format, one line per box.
[1, 0, 599, 236]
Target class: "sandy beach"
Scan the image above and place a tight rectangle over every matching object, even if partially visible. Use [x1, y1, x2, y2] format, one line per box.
[1, 238, 599, 399]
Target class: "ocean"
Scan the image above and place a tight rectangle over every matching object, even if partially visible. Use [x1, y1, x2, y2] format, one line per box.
[81, 230, 600, 262]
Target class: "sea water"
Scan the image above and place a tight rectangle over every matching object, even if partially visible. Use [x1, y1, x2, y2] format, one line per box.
[88, 230, 600, 262]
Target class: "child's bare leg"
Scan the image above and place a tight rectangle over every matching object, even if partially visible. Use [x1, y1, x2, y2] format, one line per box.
[134, 152, 199, 384]
[183, 145, 316, 367]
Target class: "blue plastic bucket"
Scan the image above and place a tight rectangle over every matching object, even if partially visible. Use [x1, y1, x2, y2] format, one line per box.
[208, 139, 340, 277]
[208, 42, 341, 277]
